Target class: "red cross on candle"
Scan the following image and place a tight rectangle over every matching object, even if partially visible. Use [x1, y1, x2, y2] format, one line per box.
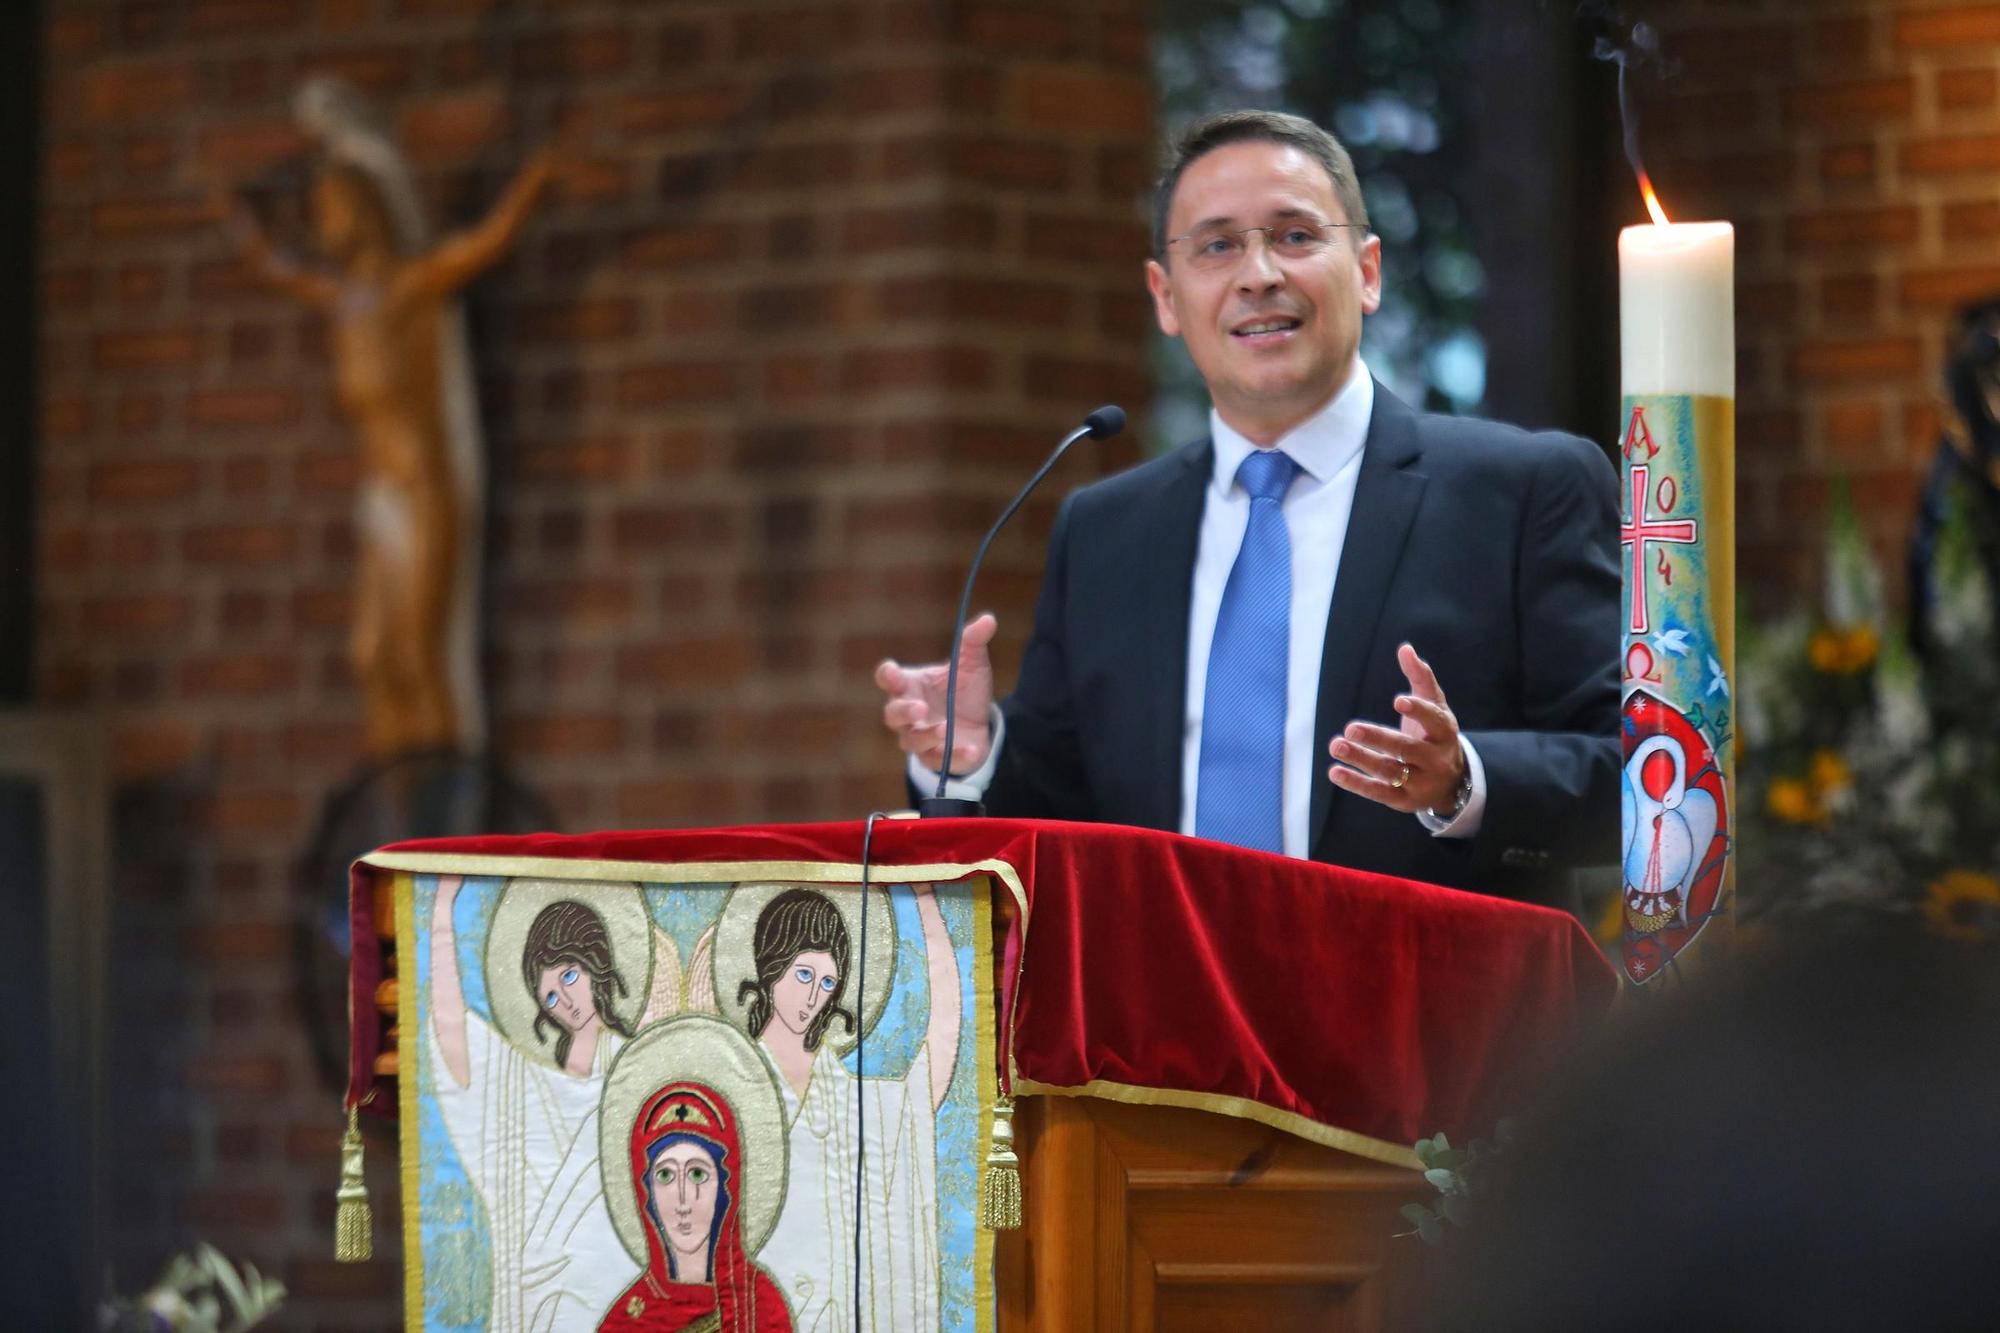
[1621, 463, 1698, 634]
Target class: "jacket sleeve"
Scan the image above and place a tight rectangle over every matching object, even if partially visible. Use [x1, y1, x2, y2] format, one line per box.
[1461, 432, 1623, 871]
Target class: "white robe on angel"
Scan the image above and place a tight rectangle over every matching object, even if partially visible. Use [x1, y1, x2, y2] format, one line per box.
[760, 1042, 940, 1333]
[429, 1010, 631, 1332]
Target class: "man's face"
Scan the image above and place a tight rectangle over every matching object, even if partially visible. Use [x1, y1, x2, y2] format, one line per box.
[1146, 141, 1382, 444]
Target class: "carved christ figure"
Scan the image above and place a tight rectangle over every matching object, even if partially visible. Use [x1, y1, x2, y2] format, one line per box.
[218, 140, 552, 755]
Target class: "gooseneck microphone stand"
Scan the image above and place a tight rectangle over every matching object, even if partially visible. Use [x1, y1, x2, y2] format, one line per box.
[918, 404, 1126, 818]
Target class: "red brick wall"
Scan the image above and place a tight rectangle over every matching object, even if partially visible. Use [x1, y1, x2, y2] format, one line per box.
[37, 0, 1150, 1324]
[1644, 0, 2000, 604]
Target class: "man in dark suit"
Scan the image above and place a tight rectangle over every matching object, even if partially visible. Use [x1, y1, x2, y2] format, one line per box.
[875, 111, 1618, 906]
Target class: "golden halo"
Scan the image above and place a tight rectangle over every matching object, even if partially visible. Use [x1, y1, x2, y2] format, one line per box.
[484, 878, 654, 1060]
[711, 881, 897, 1052]
[598, 1015, 789, 1263]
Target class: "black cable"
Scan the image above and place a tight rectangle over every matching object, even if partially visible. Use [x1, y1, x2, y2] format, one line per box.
[852, 810, 887, 1328]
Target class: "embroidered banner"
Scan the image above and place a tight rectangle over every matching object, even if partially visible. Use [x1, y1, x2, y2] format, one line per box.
[392, 867, 996, 1333]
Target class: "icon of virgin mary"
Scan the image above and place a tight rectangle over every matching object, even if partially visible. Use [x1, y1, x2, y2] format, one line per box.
[597, 1079, 795, 1333]
[595, 1015, 794, 1333]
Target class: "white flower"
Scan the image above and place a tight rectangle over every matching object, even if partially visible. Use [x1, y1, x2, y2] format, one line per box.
[1874, 656, 1930, 750]
[1824, 489, 1886, 630]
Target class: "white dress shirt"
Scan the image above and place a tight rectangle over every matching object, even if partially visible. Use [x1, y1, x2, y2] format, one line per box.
[913, 359, 1487, 858]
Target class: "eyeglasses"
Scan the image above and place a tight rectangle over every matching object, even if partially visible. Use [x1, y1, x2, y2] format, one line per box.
[1165, 220, 1361, 272]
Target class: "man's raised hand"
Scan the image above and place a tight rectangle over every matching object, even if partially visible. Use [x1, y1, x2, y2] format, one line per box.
[875, 613, 999, 777]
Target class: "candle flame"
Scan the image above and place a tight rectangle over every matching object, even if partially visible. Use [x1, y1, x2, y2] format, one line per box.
[1639, 171, 1672, 227]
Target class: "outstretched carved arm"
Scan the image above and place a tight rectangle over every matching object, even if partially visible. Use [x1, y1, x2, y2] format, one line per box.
[214, 191, 338, 307]
[407, 149, 555, 297]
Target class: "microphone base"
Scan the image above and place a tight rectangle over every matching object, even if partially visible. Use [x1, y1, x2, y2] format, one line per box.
[916, 796, 986, 819]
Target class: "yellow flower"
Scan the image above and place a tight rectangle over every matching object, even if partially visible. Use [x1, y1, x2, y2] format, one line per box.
[1808, 624, 1879, 675]
[1923, 871, 2000, 943]
[1807, 749, 1852, 796]
[1765, 778, 1826, 825]
[1591, 891, 1622, 947]
[1839, 625, 1879, 672]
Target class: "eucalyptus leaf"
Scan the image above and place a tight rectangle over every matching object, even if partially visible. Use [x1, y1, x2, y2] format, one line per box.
[1423, 1167, 1459, 1192]
[1432, 1131, 1451, 1152]
[1400, 1202, 1432, 1227]
[1414, 1136, 1436, 1164]
[210, 1251, 252, 1312]
[1416, 1213, 1444, 1245]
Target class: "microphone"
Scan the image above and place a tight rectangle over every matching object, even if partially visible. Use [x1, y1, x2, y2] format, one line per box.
[918, 405, 1126, 819]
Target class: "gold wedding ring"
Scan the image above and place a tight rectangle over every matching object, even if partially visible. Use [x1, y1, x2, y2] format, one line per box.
[1391, 763, 1411, 790]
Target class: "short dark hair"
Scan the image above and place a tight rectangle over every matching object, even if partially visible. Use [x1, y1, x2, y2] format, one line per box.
[1151, 110, 1370, 260]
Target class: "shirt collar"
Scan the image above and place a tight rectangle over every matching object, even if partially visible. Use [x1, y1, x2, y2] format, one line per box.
[1209, 358, 1374, 491]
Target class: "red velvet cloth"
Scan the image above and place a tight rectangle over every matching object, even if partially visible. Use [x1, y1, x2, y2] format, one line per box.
[351, 818, 1615, 1147]
[346, 856, 385, 1117]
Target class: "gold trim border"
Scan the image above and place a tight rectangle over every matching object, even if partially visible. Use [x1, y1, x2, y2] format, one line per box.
[392, 871, 424, 1331]
[1010, 1076, 1423, 1172]
[971, 873, 997, 1333]
[356, 850, 1028, 918]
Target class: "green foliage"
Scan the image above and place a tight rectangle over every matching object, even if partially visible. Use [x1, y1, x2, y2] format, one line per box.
[1398, 1121, 1511, 1245]
[100, 1245, 286, 1333]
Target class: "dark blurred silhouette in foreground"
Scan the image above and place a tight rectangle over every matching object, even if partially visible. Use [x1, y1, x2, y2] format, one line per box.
[1424, 915, 2000, 1331]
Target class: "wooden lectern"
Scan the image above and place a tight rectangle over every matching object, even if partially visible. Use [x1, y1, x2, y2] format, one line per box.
[349, 817, 1613, 1331]
[997, 1098, 1428, 1331]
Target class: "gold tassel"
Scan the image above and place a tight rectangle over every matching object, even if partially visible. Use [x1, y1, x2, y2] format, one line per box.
[977, 1096, 1023, 1231]
[335, 1106, 372, 1263]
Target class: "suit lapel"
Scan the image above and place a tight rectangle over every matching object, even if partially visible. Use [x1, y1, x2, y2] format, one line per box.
[1309, 384, 1427, 851]
[1134, 439, 1210, 831]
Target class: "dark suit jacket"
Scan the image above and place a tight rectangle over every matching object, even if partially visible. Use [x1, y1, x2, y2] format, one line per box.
[983, 383, 1622, 907]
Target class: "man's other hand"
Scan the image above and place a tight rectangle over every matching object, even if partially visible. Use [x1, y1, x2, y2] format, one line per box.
[1327, 642, 1467, 814]
[875, 612, 999, 776]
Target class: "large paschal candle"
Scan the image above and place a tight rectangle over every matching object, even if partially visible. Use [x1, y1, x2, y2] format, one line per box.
[1616, 189, 1734, 986]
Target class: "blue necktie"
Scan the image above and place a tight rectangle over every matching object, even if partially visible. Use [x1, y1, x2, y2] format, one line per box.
[1196, 448, 1299, 853]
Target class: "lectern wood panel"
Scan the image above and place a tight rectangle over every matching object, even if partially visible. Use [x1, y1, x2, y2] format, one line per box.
[998, 1096, 1430, 1332]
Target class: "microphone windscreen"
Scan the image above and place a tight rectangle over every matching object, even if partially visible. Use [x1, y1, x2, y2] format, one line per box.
[1082, 404, 1126, 439]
